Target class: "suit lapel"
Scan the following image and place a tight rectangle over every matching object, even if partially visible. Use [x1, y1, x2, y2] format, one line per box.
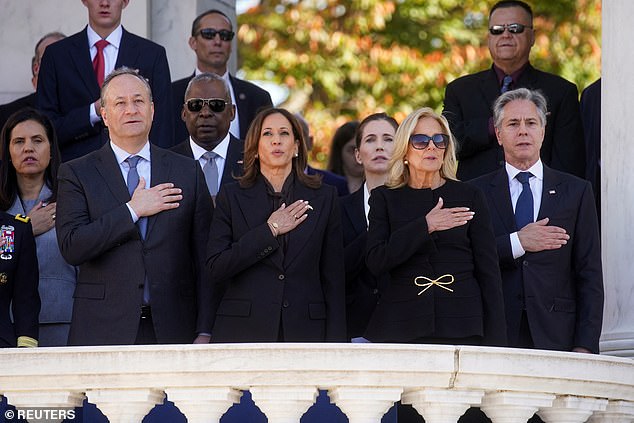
[95, 143, 130, 205]
[480, 67, 501, 110]
[488, 169, 517, 233]
[221, 135, 244, 185]
[284, 183, 325, 268]
[115, 28, 140, 69]
[70, 28, 101, 98]
[537, 166, 563, 220]
[344, 188, 367, 235]
[146, 145, 170, 237]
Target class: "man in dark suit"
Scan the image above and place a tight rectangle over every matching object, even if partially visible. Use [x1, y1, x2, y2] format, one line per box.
[443, 0, 585, 181]
[471, 88, 603, 353]
[0, 32, 65, 131]
[37, 0, 173, 162]
[580, 78, 601, 224]
[171, 9, 273, 143]
[56, 67, 212, 346]
[171, 73, 243, 194]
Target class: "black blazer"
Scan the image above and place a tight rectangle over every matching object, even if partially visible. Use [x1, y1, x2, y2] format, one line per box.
[339, 187, 387, 339]
[170, 135, 244, 187]
[443, 64, 585, 181]
[56, 143, 213, 345]
[365, 181, 507, 345]
[37, 27, 174, 161]
[0, 92, 36, 132]
[580, 78, 601, 221]
[207, 176, 346, 342]
[0, 213, 40, 347]
[171, 73, 273, 143]
[470, 166, 603, 353]
[307, 166, 349, 197]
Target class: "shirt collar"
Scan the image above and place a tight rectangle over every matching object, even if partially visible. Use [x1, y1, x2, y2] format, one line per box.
[189, 132, 231, 161]
[87, 24, 123, 49]
[505, 159, 543, 182]
[110, 140, 151, 165]
[493, 62, 529, 86]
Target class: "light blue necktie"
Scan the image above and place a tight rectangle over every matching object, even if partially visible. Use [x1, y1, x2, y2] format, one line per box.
[203, 151, 219, 197]
[126, 155, 150, 304]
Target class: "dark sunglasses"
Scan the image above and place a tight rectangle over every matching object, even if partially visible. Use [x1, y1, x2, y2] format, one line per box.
[186, 98, 228, 113]
[198, 28, 235, 41]
[489, 23, 532, 35]
[409, 133, 449, 150]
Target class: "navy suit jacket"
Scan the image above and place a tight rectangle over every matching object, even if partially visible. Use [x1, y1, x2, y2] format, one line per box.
[0, 92, 36, 132]
[37, 27, 174, 161]
[306, 166, 349, 196]
[207, 176, 346, 342]
[171, 73, 273, 143]
[580, 78, 601, 221]
[443, 64, 586, 181]
[470, 165, 603, 352]
[56, 143, 213, 345]
[170, 135, 244, 188]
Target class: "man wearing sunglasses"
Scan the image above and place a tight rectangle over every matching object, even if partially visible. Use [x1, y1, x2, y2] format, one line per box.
[443, 0, 585, 182]
[171, 9, 272, 145]
[172, 73, 244, 199]
[37, 0, 174, 161]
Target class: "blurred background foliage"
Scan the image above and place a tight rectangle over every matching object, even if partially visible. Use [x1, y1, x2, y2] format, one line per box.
[237, 0, 601, 167]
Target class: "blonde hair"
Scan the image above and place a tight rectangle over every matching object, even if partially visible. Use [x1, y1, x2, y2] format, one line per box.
[386, 107, 458, 188]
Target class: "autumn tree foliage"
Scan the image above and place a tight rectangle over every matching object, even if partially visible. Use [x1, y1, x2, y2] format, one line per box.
[237, 0, 601, 167]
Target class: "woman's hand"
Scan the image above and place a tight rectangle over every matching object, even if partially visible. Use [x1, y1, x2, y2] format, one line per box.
[267, 199, 312, 236]
[28, 201, 57, 236]
[425, 197, 474, 233]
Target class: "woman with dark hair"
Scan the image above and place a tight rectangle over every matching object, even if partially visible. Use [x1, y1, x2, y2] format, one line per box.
[340, 112, 398, 341]
[0, 107, 76, 346]
[207, 107, 346, 342]
[364, 107, 506, 347]
[327, 120, 362, 193]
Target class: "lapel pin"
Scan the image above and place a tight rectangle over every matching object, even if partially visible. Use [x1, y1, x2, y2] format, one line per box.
[239, 93, 246, 100]
[549, 190, 556, 195]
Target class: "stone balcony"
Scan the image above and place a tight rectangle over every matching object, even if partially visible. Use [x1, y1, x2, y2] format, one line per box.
[0, 344, 633, 423]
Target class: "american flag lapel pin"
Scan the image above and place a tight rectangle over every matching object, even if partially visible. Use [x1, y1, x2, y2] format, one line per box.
[549, 189, 556, 195]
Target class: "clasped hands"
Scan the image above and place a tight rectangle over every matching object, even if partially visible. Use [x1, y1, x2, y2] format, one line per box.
[128, 177, 182, 217]
[425, 197, 474, 233]
[267, 200, 312, 236]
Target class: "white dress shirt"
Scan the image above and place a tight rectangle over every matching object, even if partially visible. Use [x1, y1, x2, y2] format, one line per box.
[189, 133, 231, 192]
[88, 24, 123, 125]
[110, 141, 151, 222]
[506, 160, 544, 258]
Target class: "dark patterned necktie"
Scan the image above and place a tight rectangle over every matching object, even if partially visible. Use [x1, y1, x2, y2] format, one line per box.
[501, 75, 513, 93]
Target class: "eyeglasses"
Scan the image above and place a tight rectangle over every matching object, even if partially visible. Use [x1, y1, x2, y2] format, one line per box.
[185, 98, 228, 113]
[198, 28, 235, 41]
[489, 23, 532, 35]
[409, 133, 449, 150]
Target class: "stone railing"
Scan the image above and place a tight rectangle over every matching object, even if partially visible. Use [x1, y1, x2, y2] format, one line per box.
[0, 344, 633, 423]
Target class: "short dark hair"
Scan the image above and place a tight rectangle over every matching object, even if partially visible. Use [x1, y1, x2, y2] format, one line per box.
[191, 9, 232, 37]
[490, 0, 533, 22]
[0, 108, 61, 210]
[355, 113, 398, 149]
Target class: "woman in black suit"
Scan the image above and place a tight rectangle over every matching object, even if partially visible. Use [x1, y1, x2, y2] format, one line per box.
[340, 113, 398, 341]
[207, 108, 346, 342]
[365, 107, 506, 346]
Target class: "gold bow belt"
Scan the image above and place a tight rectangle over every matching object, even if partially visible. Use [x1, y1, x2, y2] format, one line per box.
[414, 274, 455, 295]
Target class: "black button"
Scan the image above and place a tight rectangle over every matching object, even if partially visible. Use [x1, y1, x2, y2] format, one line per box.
[283, 300, 289, 308]
[138, 284, 144, 289]
[373, 288, 379, 294]
[523, 261, 528, 266]
[278, 274, 285, 280]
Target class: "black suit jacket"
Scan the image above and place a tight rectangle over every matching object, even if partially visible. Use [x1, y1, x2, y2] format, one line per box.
[56, 143, 213, 345]
[365, 181, 507, 345]
[170, 135, 244, 187]
[171, 73, 273, 143]
[0, 92, 36, 132]
[37, 27, 174, 161]
[0, 213, 40, 347]
[580, 78, 601, 221]
[443, 64, 585, 181]
[339, 187, 387, 339]
[470, 165, 603, 352]
[206, 176, 346, 342]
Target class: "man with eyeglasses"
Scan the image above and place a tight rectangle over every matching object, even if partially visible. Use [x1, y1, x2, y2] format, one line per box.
[172, 73, 244, 200]
[443, 0, 585, 182]
[171, 9, 273, 144]
[37, 0, 174, 161]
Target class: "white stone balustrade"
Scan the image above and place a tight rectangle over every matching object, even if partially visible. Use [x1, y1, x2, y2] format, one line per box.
[0, 344, 632, 423]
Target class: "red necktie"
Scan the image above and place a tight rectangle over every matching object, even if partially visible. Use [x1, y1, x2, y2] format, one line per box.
[92, 39, 109, 87]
